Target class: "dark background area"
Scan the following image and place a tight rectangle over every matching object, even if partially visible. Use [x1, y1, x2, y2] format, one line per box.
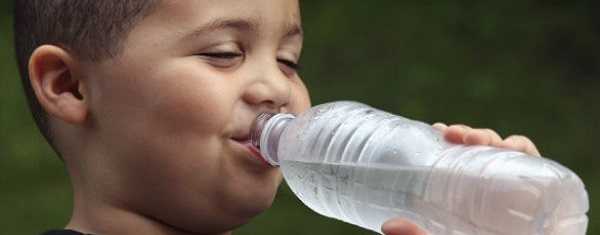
[1, 1, 597, 234]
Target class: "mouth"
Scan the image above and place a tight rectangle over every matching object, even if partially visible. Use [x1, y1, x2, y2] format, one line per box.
[230, 135, 271, 167]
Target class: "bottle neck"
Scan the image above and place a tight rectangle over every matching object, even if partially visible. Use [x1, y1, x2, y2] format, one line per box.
[250, 113, 295, 166]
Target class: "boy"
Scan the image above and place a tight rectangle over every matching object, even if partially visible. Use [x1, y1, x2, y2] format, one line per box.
[13, 1, 540, 234]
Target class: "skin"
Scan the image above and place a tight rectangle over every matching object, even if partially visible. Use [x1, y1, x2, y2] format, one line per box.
[26, 0, 541, 234]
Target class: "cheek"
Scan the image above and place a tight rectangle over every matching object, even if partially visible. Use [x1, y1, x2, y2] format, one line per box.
[132, 67, 237, 182]
[100, 65, 245, 218]
[150, 75, 232, 137]
[289, 79, 311, 114]
[91, 60, 239, 184]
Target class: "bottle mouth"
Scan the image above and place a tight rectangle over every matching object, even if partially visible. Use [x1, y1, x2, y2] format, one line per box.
[250, 112, 296, 166]
[250, 113, 277, 149]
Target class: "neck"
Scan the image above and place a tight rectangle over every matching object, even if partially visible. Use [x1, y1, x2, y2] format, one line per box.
[65, 193, 234, 235]
[64, 161, 234, 235]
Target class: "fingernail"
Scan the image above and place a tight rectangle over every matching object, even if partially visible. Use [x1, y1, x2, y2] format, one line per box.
[432, 123, 447, 130]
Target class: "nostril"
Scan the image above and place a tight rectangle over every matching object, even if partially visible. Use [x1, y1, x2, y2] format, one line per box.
[242, 75, 290, 109]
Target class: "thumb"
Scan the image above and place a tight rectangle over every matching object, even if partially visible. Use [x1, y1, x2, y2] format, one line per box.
[381, 218, 427, 235]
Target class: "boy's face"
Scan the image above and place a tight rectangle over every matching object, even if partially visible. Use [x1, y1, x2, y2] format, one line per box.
[79, 0, 309, 232]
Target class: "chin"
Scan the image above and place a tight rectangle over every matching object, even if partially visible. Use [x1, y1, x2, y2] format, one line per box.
[182, 168, 283, 232]
[237, 181, 281, 216]
[170, 194, 277, 234]
[229, 173, 282, 220]
[190, 190, 278, 233]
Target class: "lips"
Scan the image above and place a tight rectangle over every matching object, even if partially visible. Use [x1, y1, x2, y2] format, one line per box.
[231, 133, 251, 143]
[230, 134, 270, 166]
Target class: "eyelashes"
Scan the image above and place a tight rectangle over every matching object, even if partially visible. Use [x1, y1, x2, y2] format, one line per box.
[197, 52, 243, 68]
[198, 52, 300, 73]
[277, 58, 301, 71]
[200, 52, 242, 59]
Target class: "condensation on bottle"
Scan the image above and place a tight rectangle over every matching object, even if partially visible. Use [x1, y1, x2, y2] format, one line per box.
[250, 101, 589, 235]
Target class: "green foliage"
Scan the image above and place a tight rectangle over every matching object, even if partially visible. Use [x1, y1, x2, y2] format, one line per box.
[1, 1, 598, 234]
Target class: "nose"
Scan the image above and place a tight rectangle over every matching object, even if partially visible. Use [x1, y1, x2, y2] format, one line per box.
[242, 60, 291, 112]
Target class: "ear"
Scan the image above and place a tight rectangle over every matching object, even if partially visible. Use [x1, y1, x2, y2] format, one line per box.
[28, 45, 88, 124]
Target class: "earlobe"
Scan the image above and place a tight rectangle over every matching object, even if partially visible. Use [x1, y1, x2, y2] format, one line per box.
[29, 45, 88, 124]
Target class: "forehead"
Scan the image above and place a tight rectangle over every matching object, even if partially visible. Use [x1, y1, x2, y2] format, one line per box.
[151, 0, 301, 34]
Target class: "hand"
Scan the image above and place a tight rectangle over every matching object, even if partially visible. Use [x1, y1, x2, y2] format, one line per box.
[381, 123, 542, 235]
[381, 219, 427, 235]
[432, 123, 541, 156]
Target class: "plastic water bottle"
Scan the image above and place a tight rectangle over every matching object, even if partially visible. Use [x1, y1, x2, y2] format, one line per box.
[249, 101, 589, 235]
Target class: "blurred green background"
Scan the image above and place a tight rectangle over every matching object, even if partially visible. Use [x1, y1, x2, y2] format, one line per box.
[1, 1, 597, 234]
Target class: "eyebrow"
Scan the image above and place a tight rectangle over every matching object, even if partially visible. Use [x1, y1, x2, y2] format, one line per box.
[182, 17, 303, 41]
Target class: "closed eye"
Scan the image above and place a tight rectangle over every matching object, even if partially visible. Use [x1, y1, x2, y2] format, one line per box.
[200, 52, 243, 59]
[278, 59, 300, 71]
[197, 52, 243, 68]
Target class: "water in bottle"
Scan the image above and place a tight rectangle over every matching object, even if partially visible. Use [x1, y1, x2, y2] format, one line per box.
[250, 101, 589, 235]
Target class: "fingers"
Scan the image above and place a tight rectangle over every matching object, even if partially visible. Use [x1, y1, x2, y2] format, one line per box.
[432, 122, 448, 132]
[463, 129, 501, 146]
[443, 124, 471, 143]
[498, 135, 541, 157]
[433, 123, 541, 157]
[382, 218, 427, 235]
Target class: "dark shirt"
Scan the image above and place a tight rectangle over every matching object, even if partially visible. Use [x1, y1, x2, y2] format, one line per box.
[41, 230, 94, 235]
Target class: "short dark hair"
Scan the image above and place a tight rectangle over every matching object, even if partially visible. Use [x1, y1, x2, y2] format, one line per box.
[13, 0, 158, 155]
